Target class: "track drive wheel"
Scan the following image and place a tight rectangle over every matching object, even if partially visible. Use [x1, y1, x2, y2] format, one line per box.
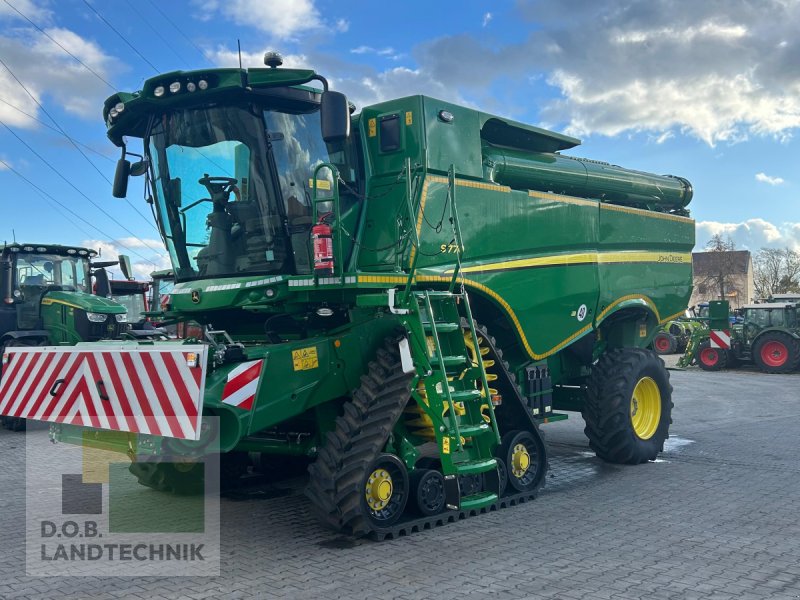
[410, 468, 445, 516]
[697, 340, 727, 371]
[583, 348, 673, 464]
[498, 430, 546, 492]
[753, 332, 800, 374]
[362, 454, 409, 527]
[653, 332, 677, 355]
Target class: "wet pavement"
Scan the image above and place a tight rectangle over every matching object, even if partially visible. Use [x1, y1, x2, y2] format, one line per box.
[1, 363, 800, 599]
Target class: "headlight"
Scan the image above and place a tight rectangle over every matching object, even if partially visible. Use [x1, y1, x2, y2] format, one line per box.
[115, 313, 128, 323]
[154, 85, 165, 97]
[86, 312, 108, 323]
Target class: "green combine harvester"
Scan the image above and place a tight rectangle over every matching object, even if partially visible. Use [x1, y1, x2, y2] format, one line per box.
[0, 243, 128, 430]
[0, 53, 694, 537]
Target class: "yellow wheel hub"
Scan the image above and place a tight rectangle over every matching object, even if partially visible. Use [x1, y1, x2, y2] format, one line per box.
[365, 468, 393, 511]
[510, 443, 531, 478]
[630, 376, 662, 440]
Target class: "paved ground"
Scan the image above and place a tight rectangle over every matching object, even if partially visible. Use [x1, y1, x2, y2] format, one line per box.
[2, 360, 800, 599]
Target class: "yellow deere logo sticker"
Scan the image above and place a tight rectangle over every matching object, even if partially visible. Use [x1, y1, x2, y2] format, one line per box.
[292, 346, 319, 371]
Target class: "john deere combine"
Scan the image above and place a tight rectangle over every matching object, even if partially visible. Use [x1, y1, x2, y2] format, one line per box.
[0, 54, 694, 537]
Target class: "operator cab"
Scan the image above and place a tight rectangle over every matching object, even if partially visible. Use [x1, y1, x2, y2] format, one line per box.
[110, 54, 357, 284]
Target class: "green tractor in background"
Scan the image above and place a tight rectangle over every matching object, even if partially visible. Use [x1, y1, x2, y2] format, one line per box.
[1, 55, 695, 537]
[0, 243, 129, 430]
[693, 301, 800, 373]
[652, 318, 702, 355]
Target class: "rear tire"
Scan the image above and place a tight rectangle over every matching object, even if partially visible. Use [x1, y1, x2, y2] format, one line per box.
[753, 332, 800, 374]
[653, 332, 677, 355]
[583, 348, 672, 464]
[697, 340, 728, 371]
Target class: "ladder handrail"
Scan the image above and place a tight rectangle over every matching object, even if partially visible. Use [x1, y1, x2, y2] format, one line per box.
[421, 291, 464, 451]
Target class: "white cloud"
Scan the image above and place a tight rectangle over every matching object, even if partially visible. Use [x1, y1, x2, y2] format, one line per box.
[0, 26, 115, 125]
[0, 0, 51, 23]
[196, 0, 322, 40]
[755, 172, 785, 186]
[335, 18, 349, 33]
[350, 46, 396, 56]
[206, 46, 309, 70]
[482, 12, 493, 27]
[696, 219, 800, 252]
[415, 1, 800, 145]
[82, 238, 170, 281]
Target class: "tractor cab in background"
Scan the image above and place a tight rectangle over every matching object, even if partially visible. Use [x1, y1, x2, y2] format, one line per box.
[0, 243, 129, 431]
[0, 243, 128, 347]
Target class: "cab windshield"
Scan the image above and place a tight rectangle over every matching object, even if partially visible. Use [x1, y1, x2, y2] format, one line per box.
[112, 293, 147, 323]
[147, 101, 345, 282]
[15, 253, 91, 292]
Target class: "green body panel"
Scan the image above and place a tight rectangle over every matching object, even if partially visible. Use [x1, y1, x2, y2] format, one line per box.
[40, 290, 125, 344]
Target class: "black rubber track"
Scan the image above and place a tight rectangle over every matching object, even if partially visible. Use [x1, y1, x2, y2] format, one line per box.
[368, 486, 542, 541]
[305, 337, 415, 537]
[583, 347, 673, 465]
[470, 321, 549, 486]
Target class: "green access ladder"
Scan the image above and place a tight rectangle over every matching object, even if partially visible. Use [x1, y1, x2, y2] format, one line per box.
[410, 289, 503, 510]
[396, 163, 502, 511]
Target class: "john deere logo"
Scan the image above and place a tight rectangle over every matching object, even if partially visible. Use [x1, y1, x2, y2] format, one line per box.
[191, 290, 201, 304]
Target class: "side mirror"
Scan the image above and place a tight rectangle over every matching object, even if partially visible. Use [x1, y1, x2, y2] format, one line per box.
[130, 160, 148, 177]
[119, 255, 133, 281]
[94, 268, 111, 298]
[113, 158, 131, 198]
[1, 260, 12, 304]
[320, 91, 350, 143]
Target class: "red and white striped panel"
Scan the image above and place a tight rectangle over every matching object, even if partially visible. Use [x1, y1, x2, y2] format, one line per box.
[221, 360, 263, 411]
[0, 345, 208, 440]
[709, 330, 731, 350]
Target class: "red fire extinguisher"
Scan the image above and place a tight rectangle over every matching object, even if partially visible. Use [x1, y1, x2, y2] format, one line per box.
[312, 213, 334, 275]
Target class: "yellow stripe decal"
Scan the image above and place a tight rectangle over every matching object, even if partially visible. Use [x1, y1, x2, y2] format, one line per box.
[41, 298, 82, 310]
[358, 273, 667, 360]
[449, 251, 691, 275]
[600, 202, 694, 223]
[528, 190, 597, 207]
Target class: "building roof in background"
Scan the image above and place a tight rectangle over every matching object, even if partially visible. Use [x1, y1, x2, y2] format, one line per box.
[692, 250, 752, 276]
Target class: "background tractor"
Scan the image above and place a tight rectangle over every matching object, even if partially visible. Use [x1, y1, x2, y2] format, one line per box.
[0, 55, 695, 537]
[652, 319, 702, 355]
[0, 243, 128, 430]
[693, 300, 800, 373]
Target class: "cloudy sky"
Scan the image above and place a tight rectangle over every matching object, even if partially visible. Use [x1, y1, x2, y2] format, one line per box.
[1, 0, 799, 277]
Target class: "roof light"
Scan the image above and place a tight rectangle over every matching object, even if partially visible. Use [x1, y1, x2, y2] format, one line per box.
[9, 247, 19, 252]
[36, 247, 47, 252]
[169, 81, 181, 93]
[78, 250, 88, 256]
[23, 246, 33, 252]
[114, 102, 125, 113]
[186, 82, 196, 92]
[154, 85, 165, 97]
[67, 249, 77, 254]
[110, 108, 118, 118]
[198, 79, 208, 90]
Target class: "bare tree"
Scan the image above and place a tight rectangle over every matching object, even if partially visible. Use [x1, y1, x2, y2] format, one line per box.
[697, 235, 743, 301]
[753, 247, 800, 299]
